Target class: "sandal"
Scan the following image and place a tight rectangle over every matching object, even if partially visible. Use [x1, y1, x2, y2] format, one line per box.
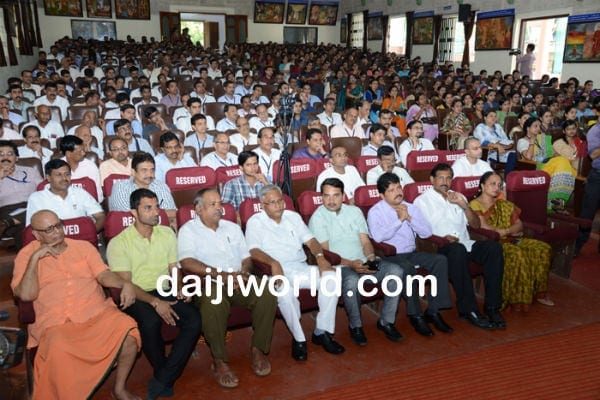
[211, 362, 239, 388]
[251, 351, 271, 377]
[536, 296, 555, 306]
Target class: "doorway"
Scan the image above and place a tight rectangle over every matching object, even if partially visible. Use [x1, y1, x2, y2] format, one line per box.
[519, 16, 568, 79]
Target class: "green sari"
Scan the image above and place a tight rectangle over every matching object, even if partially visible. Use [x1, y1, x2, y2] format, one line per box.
[470, 199, 552, 308]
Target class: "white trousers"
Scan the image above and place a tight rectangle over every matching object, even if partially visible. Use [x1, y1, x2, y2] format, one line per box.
[276, 264, 339, 342]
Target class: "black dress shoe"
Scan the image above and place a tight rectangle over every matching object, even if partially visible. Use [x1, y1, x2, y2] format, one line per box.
[409, 315, 434, 337]
[349, 326, 367, 346]
[291, 339, 307, 361]
[425, 312, 454, 333]
[311, 332, 345, 354]
[459, 311, 495, 330]
[376, 321, 403, 342]
[485, 308, 507, 330]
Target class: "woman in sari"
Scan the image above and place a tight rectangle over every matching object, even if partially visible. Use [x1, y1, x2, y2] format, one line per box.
[441, 99, 472, 149]
[345, 74, 363, 108]
[517, 117, 578, 211]
[470, 171, 553, 310]
[406, 93, 439, 142]
[381, 85, 407, 135]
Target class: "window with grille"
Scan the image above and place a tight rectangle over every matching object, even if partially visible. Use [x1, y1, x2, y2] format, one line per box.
[438, 16, 475, 64]
[388, 16, 407, 54]
[351, 12, 363, 48]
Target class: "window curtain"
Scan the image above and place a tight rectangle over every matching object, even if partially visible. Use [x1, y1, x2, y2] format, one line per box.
[25, 0, 37, 49]
[3, 6, 17, 65]
[405, 11, 414, 59]
[362, 9, 368, 52]
[32, 0, 42, 47]
[18, 0, 33, 55]
[431, 15, 443, 63]
[461, 12, 476, 66]
[0, 9, 6, 67]
[346, 12, 352, 48]
[381, 15, 389, 53]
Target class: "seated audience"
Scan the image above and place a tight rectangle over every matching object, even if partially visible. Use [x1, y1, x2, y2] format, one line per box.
[179, 188, 277, 387]
[0, 117, 21, 140]
[100, 136, 132, 185]
[470, 172, 553, 310]
[253, 127, 281, 183]
[441, 99, 472, 150]
[26, 159, 105, 231]
[381, 87, 407, 135]
[216, 104, 239, 132]
[114, 119, 154, 155]
[60, 135, 103, 201]
[142, 106, 177, 141]
[249, 104, 275, 133]
[107, 188, 201, 399]
[414, 163, 505, 330]
[406, 94, 438, 142]
[199, 132, 238, 170]
[21, 105, 64, 148]
[361, 123, 396, 157]
[451, 137, 493, 177]
[183, 113, 214, 160]
[73, 124, 104, 159]
[230, 116, 258, 154]
[398, 120, 435, 167]
[106, 104, 143, 137]
[366, 145, 413, 186]
[367, 173, 453, 337]
[316, 146, 365, 202]
[154, 131, 196, 182]
[246, 185, 345, 361]
[33, 81, 69, 120]
[317, 97, 343, 128]
[222, 151, 268, 210]
[473, 110, 516, 173]
[330, 107, 362, 138]
[292, 128, 328, 160]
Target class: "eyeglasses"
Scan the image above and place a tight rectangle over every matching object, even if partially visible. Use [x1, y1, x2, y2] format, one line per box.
[33, 221, 63, 234]
[214, 141, 230, 145]
[0, 151, 16, 157]
[110, 146, 128, 152]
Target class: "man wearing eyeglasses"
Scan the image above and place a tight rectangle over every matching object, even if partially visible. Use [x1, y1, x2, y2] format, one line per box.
[230, 116, 258, 154]
[26, 159, 105, 232]
[199, 132, 237, 170]
[154, 131, 196, 182]
[0, 140, 42, 245]
[99, 137, 132, 186]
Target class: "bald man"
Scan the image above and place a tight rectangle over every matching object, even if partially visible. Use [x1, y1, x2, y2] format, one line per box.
[20, 104, 65, 148]
[11, 210, 141, 400]
[74, 124, 104, 159]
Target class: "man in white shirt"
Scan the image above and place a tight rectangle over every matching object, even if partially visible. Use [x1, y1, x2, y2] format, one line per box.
[154, 131, 196, 182]
[217, 81, 241, 105]
[21, 70, 42, 97]
[200, 132, 237, 170]
[230, 117, 258, 154]
[207, 60, 222, 80]
[0, 96, 23, 127]
[26, 159, 104, 231]
[316, 146, 365, 202]
[18, 125, 53, 168]
[174, 97, 200, 134]
[452, 137, 493, 177]
[317, 97, 343, 128]
[234, 75, 254, 97]
[356, 100, 372, 128]
[0, 118, 21, 140]
[183, 114, 215, 161]
[398, 120, 435, 167]
[21, 105, 65, 149]
[252, 127, 281, 183]
[178, 188, 276, 387]
[245, 185, 345, 361]
[249, 104, 275, 133]
[377, 109, 401, 141]
[361, 123, 396, 157]
[189, 80, 216, 110]
[66, 111, 104, 150]
[366, 145, 414, 186]
[113, 119, 154, 156]
[413, 163, 504, 330]
[330, 108, 363, 139]
[216, 104, 239, 132]
[33, 82, 70, 121]
[59, 135, 103, 202]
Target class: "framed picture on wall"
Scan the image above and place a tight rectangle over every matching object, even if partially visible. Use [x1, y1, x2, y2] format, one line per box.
[254, 0, 285, 24]
[286, 0, 308, 25]
[367, 16, 383, 41]
[475, 9, 514, 50]
[115, 0, 150, 20]
[86, 0, 112, 18]
[71, 19, 116, 40]
[563, 13, 600, 63]
[308, 2, 338, 26]
[412, 16, 434, 44]
[44, 0, 83, 17]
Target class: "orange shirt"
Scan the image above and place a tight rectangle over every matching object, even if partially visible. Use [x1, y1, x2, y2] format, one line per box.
[11, 238, 115, 348]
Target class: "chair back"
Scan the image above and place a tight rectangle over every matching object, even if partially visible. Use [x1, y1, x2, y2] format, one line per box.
[297, 191, 323, 223]
[239, 195, 295, 229]
[103, 174, 130, 198]
[36, 176, 98, 201]
[403, 182, 434, 203]
[451, 176, 482, 201]
[23, 216, 98, 247]
[165, 166, 216, 191]
[104, 210, 170, 242]
[506, 170, 550, 226]
[353, 185, 380, 216]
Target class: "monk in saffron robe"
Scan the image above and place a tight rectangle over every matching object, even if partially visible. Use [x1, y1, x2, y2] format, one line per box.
[11, 210, 141, 400]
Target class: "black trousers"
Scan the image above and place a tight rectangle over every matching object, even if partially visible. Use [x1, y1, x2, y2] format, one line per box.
[438, 241, 504, 314]
[125, 291, 202, 387]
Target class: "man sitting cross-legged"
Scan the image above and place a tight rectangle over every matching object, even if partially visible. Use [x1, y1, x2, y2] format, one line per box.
[178, 188, 277, 388]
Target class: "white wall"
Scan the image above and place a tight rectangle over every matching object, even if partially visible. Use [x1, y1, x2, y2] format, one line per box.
[0, 53, 39, 93]
[412, 44, 434, 61]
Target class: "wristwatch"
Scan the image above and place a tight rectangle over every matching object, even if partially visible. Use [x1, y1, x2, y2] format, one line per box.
[315, 252, 324, 258]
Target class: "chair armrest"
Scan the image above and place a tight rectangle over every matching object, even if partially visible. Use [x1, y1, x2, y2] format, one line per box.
[16, 298, 35, 324]
[468, 226, 500, 241]
[415, 235, 450, 253]
[548, 213, 592, 229]
[370, 239, 397, 257]
[522, 222, 548, 235]
[251, 258, 273, 276]
[108, 287, 121, 304]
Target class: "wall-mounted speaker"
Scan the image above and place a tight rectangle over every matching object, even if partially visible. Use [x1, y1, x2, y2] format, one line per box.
[458, 4, 471, 22]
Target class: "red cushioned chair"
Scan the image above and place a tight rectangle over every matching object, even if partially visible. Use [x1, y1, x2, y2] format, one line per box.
[103, 174, 130, 198]
[314, 157, 355, 175]
[165, 166, 217, 208]
[505, 170, 590, 277]
[296, 191, 323, 223]
[103, 210, 170, 242]
[451, 176, 482, 201]
[402, 182, 434, 203]
[238, 195, 295, 230]
[405, 150, 464, 181]
[353, 185, 380, 217]
[22, 216, 98, 247]
[273, 158, 319, 203]
[176, 203, 237, 228]
[215, 165, 242, 186]
[356, 155, 380, 177]
[37, 176, 99, 201]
